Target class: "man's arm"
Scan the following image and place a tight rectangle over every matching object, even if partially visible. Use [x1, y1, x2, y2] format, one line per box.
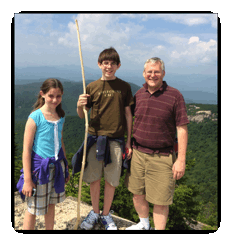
[125, 105, 133, 159]
[172, 124, 188, 180]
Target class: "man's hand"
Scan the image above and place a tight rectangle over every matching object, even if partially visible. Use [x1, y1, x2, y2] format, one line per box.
[172, 159, 186, 180]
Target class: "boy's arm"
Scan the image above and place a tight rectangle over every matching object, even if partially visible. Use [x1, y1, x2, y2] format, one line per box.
[77, 106, 90, 119]
[125, 106, 133, 159]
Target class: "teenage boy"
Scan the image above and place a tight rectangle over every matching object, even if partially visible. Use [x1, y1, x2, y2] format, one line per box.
[75, 47, 134, 230]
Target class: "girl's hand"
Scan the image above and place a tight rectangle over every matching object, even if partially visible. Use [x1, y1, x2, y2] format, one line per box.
[65, 175, 70, 184]
[22, 180, 36, 198]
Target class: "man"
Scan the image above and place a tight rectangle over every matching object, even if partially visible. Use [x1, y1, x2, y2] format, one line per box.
[126, 57, 189, 230]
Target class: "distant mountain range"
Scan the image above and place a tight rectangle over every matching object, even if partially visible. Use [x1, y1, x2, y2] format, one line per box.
[15, 65, 218, 103]
[15, 65, 100, 83]
[15, 66, 217, 121]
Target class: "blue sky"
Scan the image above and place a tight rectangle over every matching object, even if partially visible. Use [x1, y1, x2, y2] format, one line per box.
[15, 13, 218, 78]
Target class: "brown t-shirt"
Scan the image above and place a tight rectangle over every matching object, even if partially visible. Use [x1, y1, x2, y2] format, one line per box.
[86, 77, 134, 138]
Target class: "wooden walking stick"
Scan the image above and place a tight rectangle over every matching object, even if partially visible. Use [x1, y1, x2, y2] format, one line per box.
[73, 19, 89, 230]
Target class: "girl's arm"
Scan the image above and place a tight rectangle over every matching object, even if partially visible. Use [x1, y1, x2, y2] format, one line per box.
[22, 117, 37, 197]
[61, 128, 70, 184]
[61, 128, 66, 158]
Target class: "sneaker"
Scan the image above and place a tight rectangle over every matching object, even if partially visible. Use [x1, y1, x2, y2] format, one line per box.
[100, 213, 117, 230]
[126, 221, 151, 230]
[80, 210, 99, 230]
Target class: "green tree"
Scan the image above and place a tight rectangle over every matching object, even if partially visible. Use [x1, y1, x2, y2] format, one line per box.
[167, 184, 200, 230]
[164, 155, 200, 230]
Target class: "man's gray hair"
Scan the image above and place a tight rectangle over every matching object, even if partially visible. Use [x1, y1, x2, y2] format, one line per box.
[144, 57, 165, 71]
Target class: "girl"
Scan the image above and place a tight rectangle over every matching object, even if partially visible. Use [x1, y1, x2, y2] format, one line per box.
[17, 78, 70, 230]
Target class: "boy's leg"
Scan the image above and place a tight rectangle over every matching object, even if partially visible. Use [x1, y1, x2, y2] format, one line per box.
[83, 143, 103, 214]
[44, 204, 55, 230]
[90, 179, 101, 214]
[102, 180, 115, 216]
[23, 210, 36, 230]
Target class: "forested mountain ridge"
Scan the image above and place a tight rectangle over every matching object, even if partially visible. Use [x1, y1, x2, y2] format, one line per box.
[15, 80, 217, 122]
[14, 80, 140, 122]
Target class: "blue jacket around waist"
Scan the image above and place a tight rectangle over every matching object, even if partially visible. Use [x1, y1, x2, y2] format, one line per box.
[72, 135, 130, 176]
[17, 147, 69, 201]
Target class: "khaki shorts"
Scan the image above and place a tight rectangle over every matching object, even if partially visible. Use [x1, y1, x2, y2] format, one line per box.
[27, 160, 66, 216]
[125, 148, 176, 206]
[83, 141, 122, 187]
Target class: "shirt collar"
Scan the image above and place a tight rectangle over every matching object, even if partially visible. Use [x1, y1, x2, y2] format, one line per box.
[143, 81, 167, 94]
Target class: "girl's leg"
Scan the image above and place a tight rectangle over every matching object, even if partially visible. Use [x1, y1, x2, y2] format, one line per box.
[23, 210, 36, 230]
[44, 204, 55, 230]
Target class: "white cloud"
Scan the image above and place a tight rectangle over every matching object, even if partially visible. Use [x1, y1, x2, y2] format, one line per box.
[143, 13, 217, 28]
[170, 36, 217, 64]
[58, 14, 144, 49]
[188, 36, 199, 44]
[208, 14, 218, 29]
[15, 14, 54, 34]
[57, 13, 146, 68]
[15, 13, 217, 75]
[197, 39, 217, 51]
[157, 45, 165, 50]
[58, 22, 78, 48]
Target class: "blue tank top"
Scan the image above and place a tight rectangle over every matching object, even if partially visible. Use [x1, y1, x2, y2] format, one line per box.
[29, 109, 65, 159]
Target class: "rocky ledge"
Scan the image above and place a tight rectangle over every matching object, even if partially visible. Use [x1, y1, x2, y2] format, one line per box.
[14, 192, 206, 231]
[187, 111, 217, 123]
[14, 192, 136, 231]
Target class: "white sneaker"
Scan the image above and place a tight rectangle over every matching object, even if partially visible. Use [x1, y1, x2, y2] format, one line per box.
[80, 210, 99, 230]
[100, 213, 117, 230]
[126, 221, 151, 230]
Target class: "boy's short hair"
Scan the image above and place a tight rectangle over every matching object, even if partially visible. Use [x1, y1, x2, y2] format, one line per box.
[98, 47, 120, 65]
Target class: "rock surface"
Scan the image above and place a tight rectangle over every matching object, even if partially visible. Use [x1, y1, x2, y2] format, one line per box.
[14, 192, 206, 231]
[187, 107, 217, 123]
[14, 192, 136, 231]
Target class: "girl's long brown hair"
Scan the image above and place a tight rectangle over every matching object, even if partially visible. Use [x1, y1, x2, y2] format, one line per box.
[32, 78, 65, 118]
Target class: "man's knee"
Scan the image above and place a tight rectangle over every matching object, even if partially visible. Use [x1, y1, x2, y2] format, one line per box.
[133, 194, 146, 201]
[153, 204, 169, 212]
